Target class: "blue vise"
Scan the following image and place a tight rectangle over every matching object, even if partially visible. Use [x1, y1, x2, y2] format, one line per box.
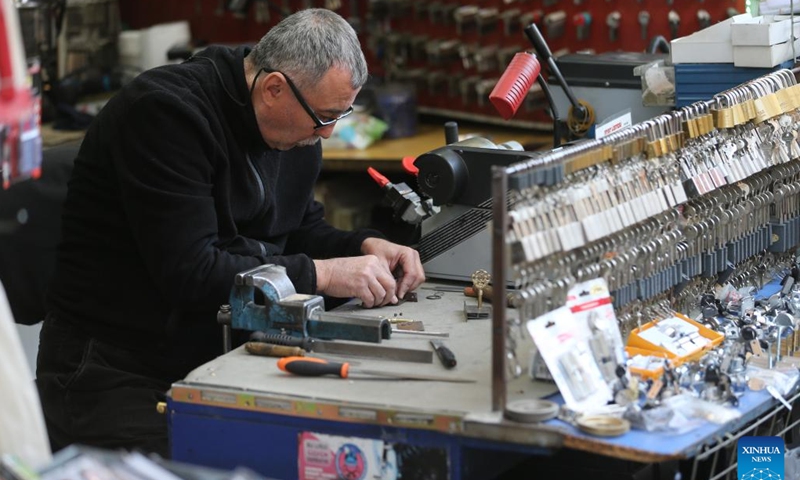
[218, 264, 390, 352]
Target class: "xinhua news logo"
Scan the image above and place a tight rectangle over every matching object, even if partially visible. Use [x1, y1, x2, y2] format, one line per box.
[738, 436, 785, 480]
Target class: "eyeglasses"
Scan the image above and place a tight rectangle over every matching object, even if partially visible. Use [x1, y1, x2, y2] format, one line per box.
[250, 67, 354, 129]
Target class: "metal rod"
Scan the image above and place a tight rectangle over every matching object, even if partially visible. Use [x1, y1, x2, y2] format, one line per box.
[391, 330, 450, 338]
[491, 165, 508, 412]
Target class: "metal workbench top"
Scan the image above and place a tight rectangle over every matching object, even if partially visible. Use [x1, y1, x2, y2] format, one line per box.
[172, 281, 563, 448]
[170, 282, 789, 465]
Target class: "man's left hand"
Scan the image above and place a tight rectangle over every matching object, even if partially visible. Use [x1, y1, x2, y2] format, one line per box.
[360, 238, 425, 300]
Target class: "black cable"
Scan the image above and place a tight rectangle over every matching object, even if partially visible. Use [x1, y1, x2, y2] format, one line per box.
[536, 76, 561, 149]
[187, 55, 248, 107]
[523, 23, 588, 124]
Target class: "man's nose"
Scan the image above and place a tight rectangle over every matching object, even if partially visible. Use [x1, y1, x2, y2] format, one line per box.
[316, 123, 337, 139]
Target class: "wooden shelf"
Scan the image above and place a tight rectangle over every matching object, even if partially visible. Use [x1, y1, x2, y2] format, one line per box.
[322, 123, 551, 172]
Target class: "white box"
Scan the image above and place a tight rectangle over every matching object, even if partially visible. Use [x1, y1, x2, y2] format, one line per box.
[731, 15, 800, 46]
[733, 36, 800, 67]
[671, 14, 752, 64]
[140, 21, 191, 72]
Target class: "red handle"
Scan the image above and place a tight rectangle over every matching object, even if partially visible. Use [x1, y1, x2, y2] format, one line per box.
[367, 166, 390, 188]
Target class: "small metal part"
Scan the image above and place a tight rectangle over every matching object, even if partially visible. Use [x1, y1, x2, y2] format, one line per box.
[400, 291, 418, 303]
[576, 415, 631, 437]
[503, 399, 559, 423]
[391, 329, 449, 338]
[464, 301, 492, 320]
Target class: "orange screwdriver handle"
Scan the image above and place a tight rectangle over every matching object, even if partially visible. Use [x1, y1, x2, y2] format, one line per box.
[277, 356, 350, 378]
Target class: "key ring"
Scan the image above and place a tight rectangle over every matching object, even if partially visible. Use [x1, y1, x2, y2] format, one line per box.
[426, 291, 444, 300]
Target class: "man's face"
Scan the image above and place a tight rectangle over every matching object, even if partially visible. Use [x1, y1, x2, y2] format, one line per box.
[255, 66, 360, 151]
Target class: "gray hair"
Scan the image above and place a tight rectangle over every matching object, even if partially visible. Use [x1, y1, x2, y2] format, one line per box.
[249, 9, 367, 90]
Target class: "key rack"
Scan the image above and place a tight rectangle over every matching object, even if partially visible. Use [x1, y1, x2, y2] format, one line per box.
[489, 67, 800, 476]
[120, 0, 748, 129]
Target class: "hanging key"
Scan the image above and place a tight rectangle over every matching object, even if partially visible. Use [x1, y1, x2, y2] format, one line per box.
[520, 10, 544, 32]
[668, 10, 680, 39]
[606, 11, 621, 42]
[441, 3, 458, 26]
[474, 46, 498, 73]
[496, 46, 521, 71]
[501, 9, 521, 37]
[426, 71, 446, 96]
[454, 5, 478, 36]
[427, 1, 442, 24]
[543, 10, 567, 39]
[370, 0, 389, 20]
[255, 0, 271, 23]
[413, 1, 427, 20]
[476, 8, 499, 36]
[389, 0, 410, 18]
[573, 12, 591, 41]
[638, 11, 650, 41]
[460, 76, 480, 105]
[228, 0, 250, 19]
[697, 9, 711, 30]
[347, 0, 361, 32]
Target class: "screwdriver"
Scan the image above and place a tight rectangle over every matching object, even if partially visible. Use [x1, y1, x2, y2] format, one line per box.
[430, 340, 457, 369]
[277, 356, 475, 383]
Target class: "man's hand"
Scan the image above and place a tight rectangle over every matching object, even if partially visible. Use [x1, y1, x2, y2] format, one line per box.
[360, 238, 425, 300]
[314, 256, 398, 308]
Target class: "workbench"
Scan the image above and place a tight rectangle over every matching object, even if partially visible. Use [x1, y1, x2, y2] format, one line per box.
[167, 282, 800, 480]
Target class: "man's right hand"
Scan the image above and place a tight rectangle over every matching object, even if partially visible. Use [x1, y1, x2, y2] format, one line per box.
[314, 256, 398, 308]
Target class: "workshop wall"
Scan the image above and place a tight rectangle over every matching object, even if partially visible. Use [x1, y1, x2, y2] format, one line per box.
[118, 0, 747, 127]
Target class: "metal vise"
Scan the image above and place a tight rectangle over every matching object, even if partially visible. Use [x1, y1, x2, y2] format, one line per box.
[218, 264, 391, 352]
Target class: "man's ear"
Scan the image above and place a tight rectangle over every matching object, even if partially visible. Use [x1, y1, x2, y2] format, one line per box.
[258, 73, 284, 106]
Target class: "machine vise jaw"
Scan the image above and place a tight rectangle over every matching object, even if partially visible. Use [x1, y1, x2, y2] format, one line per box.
[229, 264, 323, 336]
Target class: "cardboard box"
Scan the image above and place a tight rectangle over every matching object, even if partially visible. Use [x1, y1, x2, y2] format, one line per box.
[731, 15, 800, 46]
[671, 14, 752, 64]
[733, 36, 800, 67]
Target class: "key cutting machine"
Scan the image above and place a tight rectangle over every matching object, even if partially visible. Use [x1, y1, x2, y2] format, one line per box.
[371, 122, 557, 284]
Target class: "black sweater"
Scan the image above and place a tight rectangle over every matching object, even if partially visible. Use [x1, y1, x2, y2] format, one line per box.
[47, 46, 379, 376]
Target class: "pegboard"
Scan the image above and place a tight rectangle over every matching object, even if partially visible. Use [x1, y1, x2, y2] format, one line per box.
[118, 0, 748, 129]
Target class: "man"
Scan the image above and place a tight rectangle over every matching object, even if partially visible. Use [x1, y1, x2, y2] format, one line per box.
[36, 9, 424, 457]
